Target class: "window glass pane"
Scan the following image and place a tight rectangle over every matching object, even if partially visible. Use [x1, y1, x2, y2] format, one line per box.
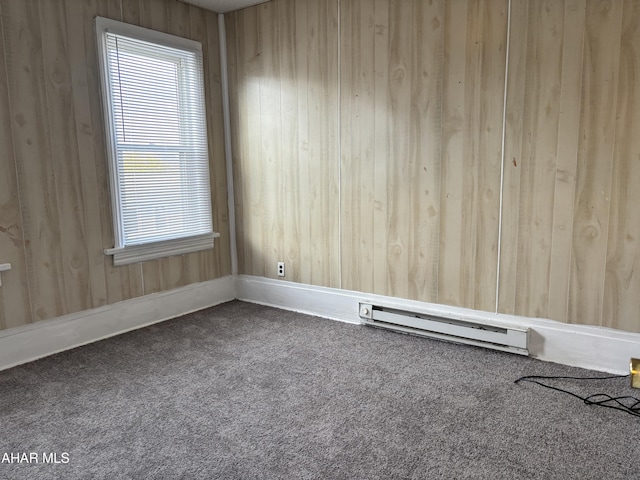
[100, 26, 213, 249]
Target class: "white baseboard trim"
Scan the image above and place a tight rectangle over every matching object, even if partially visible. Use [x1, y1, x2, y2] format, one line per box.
[3, 273, 637, 375]
[0, 275, 235, 372]
[236, 275, 640, 375]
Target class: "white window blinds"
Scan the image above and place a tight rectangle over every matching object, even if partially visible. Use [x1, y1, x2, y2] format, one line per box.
[96, 18, 216, 266]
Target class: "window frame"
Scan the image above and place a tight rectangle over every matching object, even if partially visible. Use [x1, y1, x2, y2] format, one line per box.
[95, 16, 218, 267]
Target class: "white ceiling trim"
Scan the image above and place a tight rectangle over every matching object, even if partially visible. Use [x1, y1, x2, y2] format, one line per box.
[178, 0, 271, 14]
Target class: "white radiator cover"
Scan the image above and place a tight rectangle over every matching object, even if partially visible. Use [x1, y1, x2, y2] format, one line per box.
[359, 302, 529, 355]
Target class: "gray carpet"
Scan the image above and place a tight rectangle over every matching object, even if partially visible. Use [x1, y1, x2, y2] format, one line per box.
[0, 300, 638, 479]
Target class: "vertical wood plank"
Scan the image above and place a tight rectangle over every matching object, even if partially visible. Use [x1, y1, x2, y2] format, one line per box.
[515, 0, 564, 318]
[360, 0, 376, 293]
[307, 0, 340, 287]
[40, 0, 93, 314]
[466, 0, 507, 312]
[279, 0, 301, 284]
[340, 0, 375, 293]
[339, 0, 355, 290]
[230, 8, 253, 276]
[500, 0, 565, 318]
[386, 0, 413, 298]
[497, 0, 528, 315]
[166, 0, 189, 37]
[139, 0, 167, 30]
[226, 12, 246, 274]
[460, 0, 483, 309]
[257, 1, 283, 280]
[0, 1, 32, 329]
[327, 0, 341, 288]
[242, 7, 265, 277]
[439, 0, 506, 311]
[295, 0, 311, 284]
[3, 0, 66, 321]
[372, 0, 390, 296]
[122, 0, 139, 25]
[547, 0, 586, 322]
[138, 0, 149, 25]
[499, 0, 587, 322]
[408, 0, 443, 303]
[439, 0, 469, 308]
[604, 0, 640, 333]
[107, 0, 122, 20]
[568, 0, 623, 326]
[204, 9, 232, 278]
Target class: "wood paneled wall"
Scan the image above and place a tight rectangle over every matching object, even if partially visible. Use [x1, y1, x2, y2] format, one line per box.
[228, 0, 640, 333]
[340, 0, 507, 310]
[0, 0, 231, 330]
[498, 0, 640, 331]
[228, 0, 508, 310]
[226, 0, 340, 287]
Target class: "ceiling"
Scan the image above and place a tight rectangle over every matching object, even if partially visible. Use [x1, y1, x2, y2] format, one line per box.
[178, 0, 271, 13]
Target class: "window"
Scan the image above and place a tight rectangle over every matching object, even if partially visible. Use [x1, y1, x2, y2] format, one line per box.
[95, 17, 218, 266]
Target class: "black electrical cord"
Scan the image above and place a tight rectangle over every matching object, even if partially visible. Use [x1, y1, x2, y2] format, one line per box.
[514, 374, 640, 418]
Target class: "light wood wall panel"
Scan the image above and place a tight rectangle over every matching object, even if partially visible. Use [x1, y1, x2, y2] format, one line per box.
[227, 0, 340, 287]
[499, 0, 573, 318]
[2, 0, 67, 321]
[340, 0, 506, 309]
[0, 0, 231, 329]
[439, 0, 507, 311]
[546, 0, 586, 324]
[499, 0, 640, 333]
[568, 0, 623, 327]
[341, 0, 442, 301]
[604, 0, 640, 332]
[231, 6, 265, 277]
[340, 0, 378, 295]
[0, 2, 31, 329]
[225, 0, 640, 333]
[41, 0, 97, 313]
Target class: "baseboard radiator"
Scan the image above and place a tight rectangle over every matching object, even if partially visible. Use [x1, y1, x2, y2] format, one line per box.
[359, 303, 529, 355]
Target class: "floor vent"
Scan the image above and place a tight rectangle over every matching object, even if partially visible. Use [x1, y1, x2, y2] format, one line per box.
[359, 303, 529, 355]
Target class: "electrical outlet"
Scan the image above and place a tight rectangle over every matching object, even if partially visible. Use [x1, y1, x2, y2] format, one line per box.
[277, 262, 285, 277]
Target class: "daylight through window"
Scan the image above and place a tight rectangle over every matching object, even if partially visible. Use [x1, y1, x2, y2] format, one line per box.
[96, 17, 216, 266]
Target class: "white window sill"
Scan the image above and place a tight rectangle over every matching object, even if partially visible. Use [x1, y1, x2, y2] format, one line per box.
[104, 233, 220, 267]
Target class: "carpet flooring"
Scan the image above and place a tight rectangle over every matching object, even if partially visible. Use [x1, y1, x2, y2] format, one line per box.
[0, 300, 638, 479]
